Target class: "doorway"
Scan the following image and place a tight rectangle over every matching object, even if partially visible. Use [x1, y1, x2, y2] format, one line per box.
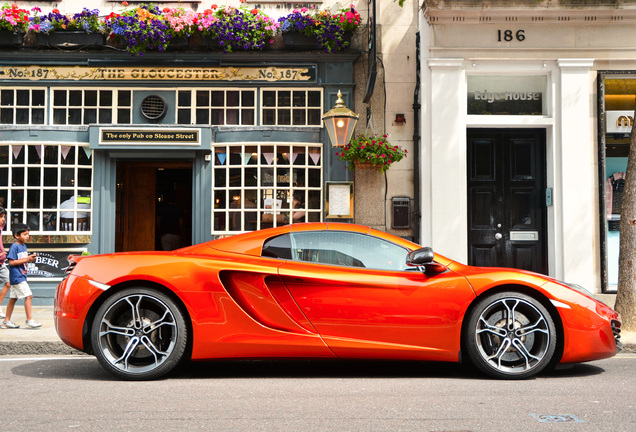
[467, 129, 548, 274]
[115, 161, 193, 252]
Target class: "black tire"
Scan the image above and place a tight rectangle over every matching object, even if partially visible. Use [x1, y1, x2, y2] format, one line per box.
[464, 291, 557, 380]
[91, 287, 188, 380]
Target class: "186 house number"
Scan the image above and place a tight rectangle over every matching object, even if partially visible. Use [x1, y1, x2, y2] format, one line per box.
[497, 30, 525, 42]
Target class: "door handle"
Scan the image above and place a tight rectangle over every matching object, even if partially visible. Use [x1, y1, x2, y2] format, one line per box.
[494, 233, 503, 240]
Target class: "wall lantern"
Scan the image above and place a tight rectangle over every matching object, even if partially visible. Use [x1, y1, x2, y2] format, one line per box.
[322, 90, 359, 147]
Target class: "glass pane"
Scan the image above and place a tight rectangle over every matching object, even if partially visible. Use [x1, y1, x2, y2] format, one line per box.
[293, 91, 306, 107]
[27, 212, 40, 231]
[211, 109, 224, 125]
[69, 90, 82, 106]
[308, 91, 321, 107]
[0, 108, 13, 124]
[44, 168, 58, 186]
[12, 145, 24, 163]
[277, 109, 291, 125]
[177, 109, 191, 124]
[44, 146, 58, 164]
[78, 168, 91, 187]
[27, 167, 41, 186]
[278, 91, 291, 107]
[308, 109, 321, 125]
[16, 90, 29, 105]
[214, 167, 226, 186]
[1, 90, 14, 105]
[229, 168, 241, 187]
[118, 90, 131, 106]
[213, 212, 226, 231]
[178, 90, 191, 106]
[241, 109, 254, 125]
[211, 91, 224, 106]
[61, 168, 75, 186]
[263, 91, 276, 107]
[226, 109, 239, 125]
[292, 109, 306, 125]
[53, 108, 66, 124]
[32, 108, 45, 124]
[99, 109, 112, 123]
[84, 109, 97, 124]
[53, 90, 66, 106]
[32, 90, 45, 106]
[263, 109, 275, 125]
[227, 91, 239, 106]
[43, 190, 57, 208]
[28, 146, 42, 164]
[68, 109, 82, 124]
[242, 91, 255, 106]
[12, 167, 24, 186]
[196, 109, 209, 124]
[85, 90, 98, 106]
[27, 189, 40, 208]
[100, 90, 113, 106]
[16, 109, 29, 124]
[196, 90, 209, 106]
[62, 147, 76, 165]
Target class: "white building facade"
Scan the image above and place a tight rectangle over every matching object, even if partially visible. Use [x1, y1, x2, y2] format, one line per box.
[419, 0, 636, 293]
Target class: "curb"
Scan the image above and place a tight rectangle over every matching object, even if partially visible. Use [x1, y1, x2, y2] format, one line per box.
[1, 341, 634, 357]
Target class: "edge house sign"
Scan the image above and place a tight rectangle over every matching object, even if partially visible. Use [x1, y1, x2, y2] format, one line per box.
[468, 76, 547, 115]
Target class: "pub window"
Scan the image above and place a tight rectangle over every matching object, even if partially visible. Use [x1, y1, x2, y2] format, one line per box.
[0, 87, 46, 125]
[261, 89, 322, 126]
[212, 142, 323, 234]
[51, 88, 133, 125]
[0, 143, 92, 234]
[177, 89, 256, 126]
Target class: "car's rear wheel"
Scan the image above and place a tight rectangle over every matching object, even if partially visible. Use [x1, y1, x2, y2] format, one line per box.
[464, 291, 556, 380]
[91, 288, 188, 380]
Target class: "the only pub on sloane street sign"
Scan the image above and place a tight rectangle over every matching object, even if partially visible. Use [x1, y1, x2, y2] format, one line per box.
[100, 128, 201, 145]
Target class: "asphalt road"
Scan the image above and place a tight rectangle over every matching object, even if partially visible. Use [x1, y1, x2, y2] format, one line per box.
[1, 354, 635, 432]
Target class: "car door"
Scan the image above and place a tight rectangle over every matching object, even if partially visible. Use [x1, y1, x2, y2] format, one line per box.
[274, 231, 476, 362]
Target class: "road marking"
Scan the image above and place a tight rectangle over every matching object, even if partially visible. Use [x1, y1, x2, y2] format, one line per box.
[530, 414, 583, 423]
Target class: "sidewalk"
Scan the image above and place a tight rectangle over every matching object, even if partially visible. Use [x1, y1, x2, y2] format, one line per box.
[1, 306, 635, 356]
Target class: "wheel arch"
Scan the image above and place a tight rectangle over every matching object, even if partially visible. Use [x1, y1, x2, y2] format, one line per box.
[459, 284, 564, 365]
[81, 279, 193, 359]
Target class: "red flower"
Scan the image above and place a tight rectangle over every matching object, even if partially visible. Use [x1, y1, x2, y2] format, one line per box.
[122, 1, 128, 6]
[52, 8, 60, 14]
[251, 9, 258, 15]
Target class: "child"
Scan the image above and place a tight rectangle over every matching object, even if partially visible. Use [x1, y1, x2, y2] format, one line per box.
[1, 223, 41, 329]
[0, 207, 10, 319]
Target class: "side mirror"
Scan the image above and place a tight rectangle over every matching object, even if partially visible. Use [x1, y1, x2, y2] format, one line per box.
[406, 247, 447, 275]
[407, 247, 434, 265]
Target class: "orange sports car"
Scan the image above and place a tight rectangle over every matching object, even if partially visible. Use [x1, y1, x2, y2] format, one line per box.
[54, 222, 622, 380]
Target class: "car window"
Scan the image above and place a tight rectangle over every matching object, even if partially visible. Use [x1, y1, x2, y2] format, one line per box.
[290, 231, 410, 271]
[262, 234, 292, 259]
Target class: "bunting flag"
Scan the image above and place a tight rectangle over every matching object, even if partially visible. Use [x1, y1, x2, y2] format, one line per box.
[82, 147, 92, 159]
[61, 145, 71, 160]
[263, 152, 274, 165]
[243, 153, 252, 165]
[34, 145, 43, 160]
[217, 152, 226, 165]
[292, 152, 299, 163]
[12, 145, 23, 160]
[309, 152, 321, 166]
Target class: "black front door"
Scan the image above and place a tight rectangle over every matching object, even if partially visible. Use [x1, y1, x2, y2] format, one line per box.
[467, 129, 548, 274]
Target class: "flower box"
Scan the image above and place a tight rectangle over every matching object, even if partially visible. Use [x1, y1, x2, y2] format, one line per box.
[282, 31, 319, 50]
[34, 31, 105, 48]
[282, 31, 352, 51]
[0, 31, 23, 47]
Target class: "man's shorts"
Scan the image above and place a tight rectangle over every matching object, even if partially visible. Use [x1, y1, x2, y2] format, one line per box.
[9, 281, 32, 300]
[0, 265, 9, 285]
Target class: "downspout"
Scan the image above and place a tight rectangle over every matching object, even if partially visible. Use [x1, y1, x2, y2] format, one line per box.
[413, 31, 421, 244]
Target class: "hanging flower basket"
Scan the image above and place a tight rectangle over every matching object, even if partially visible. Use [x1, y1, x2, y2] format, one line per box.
[352, 160, 378, 170]
[336, 133, 407, 173]
[0, 31, 23, 47]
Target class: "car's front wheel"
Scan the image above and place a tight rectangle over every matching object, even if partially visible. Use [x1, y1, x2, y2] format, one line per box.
[464, 292, 557, 379]
[91, 288, 188, 380]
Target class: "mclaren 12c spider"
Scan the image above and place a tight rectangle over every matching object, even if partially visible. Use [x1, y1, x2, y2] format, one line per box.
[54, 223, 622, 380]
